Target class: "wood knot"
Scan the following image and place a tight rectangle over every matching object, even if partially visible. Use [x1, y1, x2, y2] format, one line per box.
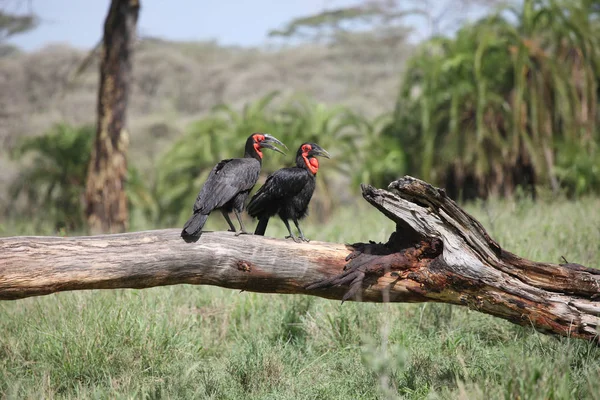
[236, 260, 253, 272]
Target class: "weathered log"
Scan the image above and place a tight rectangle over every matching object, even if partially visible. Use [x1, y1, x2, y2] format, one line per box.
[309, 177, 600, 342]
[0, 176, 598, 343]
[0, 231, 351, 301]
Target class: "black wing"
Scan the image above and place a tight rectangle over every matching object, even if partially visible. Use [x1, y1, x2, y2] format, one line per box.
[192, 158, 260, 214]
[247, 167, 309, 217]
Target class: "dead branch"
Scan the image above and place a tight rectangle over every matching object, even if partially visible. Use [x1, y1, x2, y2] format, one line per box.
[309, 177, 600, 342]
[0, 176, 598, 343]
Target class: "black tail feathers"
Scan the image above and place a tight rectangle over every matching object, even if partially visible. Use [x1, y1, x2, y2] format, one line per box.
[254, 217, 269, 236]
[181, 213, 209, 238]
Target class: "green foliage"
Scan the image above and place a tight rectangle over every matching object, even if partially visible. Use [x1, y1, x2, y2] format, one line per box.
[153, 95, 281, 226]
[154, 93, 404, 225]
[1, 198, 599, 398]
[8, 124, 156, 233]
[351, 113, 405, 188]
[555, 140, 600, 197]
[391, 0, 600, 199]
[126, 165, 160, 224]
[3, 96, 404, 232]
[9, 123, 94, 231]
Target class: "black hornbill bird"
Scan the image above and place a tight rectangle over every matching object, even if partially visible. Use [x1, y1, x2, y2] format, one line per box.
[181, 133, 287, 239]
[247, 143, 331, 242]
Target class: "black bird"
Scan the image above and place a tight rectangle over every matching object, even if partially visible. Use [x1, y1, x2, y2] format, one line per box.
[181, 133, 287, 239]
[247, 143, 330, 242]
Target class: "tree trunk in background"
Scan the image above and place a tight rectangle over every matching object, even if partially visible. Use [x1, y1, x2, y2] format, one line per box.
[85, 0, 140, 234]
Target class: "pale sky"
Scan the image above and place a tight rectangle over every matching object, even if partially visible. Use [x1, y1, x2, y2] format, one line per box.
[5, 0, 491, 51]
[7, 0, 361, 51]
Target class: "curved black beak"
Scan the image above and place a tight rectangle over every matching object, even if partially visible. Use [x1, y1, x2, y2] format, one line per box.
[309, 144, 331, 159]
[261, 134, 287, 155]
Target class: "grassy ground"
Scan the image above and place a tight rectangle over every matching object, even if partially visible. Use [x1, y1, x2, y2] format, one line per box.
[1, 196, 599, 399]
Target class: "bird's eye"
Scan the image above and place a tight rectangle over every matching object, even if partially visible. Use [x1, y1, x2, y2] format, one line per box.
[302, 144, 312, 153]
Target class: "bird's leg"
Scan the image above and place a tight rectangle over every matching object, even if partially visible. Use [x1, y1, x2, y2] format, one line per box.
[233, 209, 249, 236]
[282, 219, 300, 243]
[221, 210, 237, 232]
[293, 218, 310, 242]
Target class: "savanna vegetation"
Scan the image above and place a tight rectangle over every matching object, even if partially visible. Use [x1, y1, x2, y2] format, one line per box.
[1, 0, 599, 398]
[3, 0, 599, 232]
[1, 199, 599, 398]
[391, 0, 600, 200]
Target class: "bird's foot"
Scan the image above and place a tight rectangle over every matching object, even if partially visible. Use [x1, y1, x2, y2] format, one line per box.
[235, 230, 250, 236]
[285, 235, 301, 243]
[299, 236, 310, 242]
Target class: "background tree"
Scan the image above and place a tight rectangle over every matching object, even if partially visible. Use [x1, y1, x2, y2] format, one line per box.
[85, 0, 140, 234]
[389, 0, 600, 199]
[268, 0, 505, 43]
[0, 2, 37, 43]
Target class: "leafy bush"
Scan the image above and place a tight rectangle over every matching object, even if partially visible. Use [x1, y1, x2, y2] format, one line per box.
[389, 0, 600, 199]
[9, 123, 93, 231]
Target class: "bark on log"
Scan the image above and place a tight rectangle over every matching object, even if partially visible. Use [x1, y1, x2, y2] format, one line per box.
[308, 177, 600, 342]
[1, 177, 598, 343]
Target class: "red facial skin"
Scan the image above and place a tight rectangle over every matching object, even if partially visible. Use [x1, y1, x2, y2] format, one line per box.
[301, 144, 319, 174]
[252, 134, 266, 158]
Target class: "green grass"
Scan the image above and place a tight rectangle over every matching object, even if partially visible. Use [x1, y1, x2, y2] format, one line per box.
[1, 197, 599, 399]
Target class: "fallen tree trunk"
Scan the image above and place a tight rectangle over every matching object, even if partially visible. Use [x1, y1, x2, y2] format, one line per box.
[0, 230, 351, 301]
[0, 177, 598, 343]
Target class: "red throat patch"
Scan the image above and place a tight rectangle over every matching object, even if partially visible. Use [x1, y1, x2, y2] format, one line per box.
[304, 156, 319, 174]
[253, 142, 263, 158]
